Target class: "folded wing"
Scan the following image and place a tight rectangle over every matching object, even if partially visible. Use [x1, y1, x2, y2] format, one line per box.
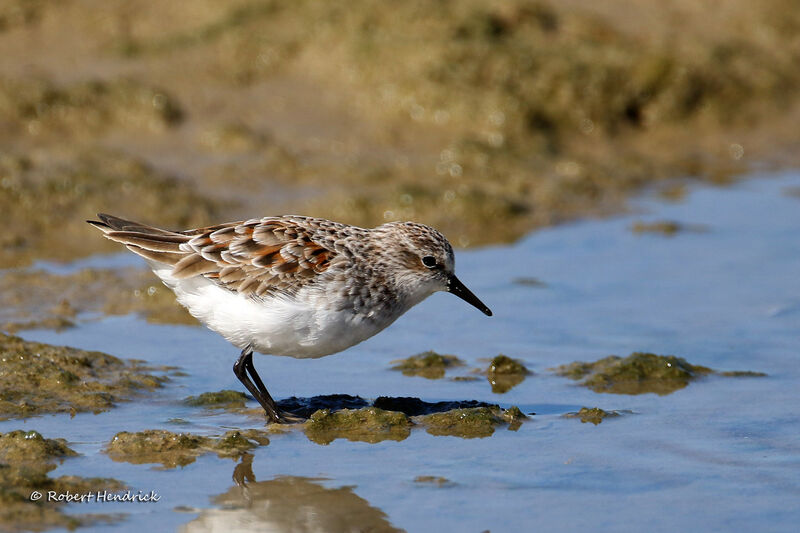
[88, 213, 336, 297]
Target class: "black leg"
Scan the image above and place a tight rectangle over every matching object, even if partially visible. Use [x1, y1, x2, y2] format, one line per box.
[233, 346, 283, 423]
[244, 352, 278, 409]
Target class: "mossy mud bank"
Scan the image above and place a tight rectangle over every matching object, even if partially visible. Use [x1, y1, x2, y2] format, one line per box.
[105, 429, 270, 469]
[184, 390, 249, 410]
[630, 220, 707, 236]
[184, 390, 527, 442]
[305, 404, 527, 444]
[554, 352, 766, 395]
[390, 351, 465, 380]
[563, 407, 623, 425]
[0, 430, 123, 531]
[390, 351, 531, 393]
[0, 333, 170, 420]
[485, 354, 531, 393]
[184, 392, 529, 444]
[1, 0, 799, 271]
[0, 148, 222, 270]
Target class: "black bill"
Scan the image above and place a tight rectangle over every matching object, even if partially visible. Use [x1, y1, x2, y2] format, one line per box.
[447, 275, 492, 316]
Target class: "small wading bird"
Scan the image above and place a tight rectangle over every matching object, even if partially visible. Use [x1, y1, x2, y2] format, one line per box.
[89, 213, 492, 422]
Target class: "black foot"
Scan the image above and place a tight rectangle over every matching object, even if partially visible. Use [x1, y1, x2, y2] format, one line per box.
[232, 346, 302, 423]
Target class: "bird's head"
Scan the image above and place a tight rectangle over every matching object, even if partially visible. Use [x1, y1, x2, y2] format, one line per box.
[375, 222, 492, 316]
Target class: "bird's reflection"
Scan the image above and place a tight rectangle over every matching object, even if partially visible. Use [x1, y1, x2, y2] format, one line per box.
[181, 454, 403, 533]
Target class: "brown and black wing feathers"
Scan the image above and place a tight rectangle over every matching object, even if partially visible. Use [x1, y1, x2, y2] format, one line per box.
[88, 214, 337, 297]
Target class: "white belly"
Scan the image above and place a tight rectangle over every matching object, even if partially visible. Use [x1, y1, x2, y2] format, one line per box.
[151, 264, 399, 358]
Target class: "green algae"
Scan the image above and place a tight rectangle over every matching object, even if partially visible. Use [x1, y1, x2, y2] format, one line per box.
[390, 351, 465, 380]
[554, 352, 713, 395]
[553, 352, 712, 395]
[106, 430, 211, 468]
[304, 408, 412, 445]
[489, 355, 529, 375]
[105, 428, 267, 469]
[630, 220, 707, 236]
[184, 390, 249, 410]
[0, 333, 168, 420]
[486, 355, 531, 393]
[0, 430, 76, 463]
[719, 371, 768, 377]
[563, 407, 621, 425]
[0, 430, 123, 531]
[450, 376, 481, 382]
[630, 220, 684, 236]
[272, 397, 528, 443]
[214, 430, 268, 454]
[554, 352, 766, 395]
[502, 406, 528, 431]
[414, 476, 454, 487]
[420, 406, 526, 439]
[168, 395, 532, 446]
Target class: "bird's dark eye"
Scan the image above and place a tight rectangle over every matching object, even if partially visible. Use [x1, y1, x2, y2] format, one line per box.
[422, 256, 437, 268]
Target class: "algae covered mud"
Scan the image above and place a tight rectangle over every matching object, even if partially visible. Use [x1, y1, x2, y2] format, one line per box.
[3, 0, 800, 271]
[0, 173, 798, 532]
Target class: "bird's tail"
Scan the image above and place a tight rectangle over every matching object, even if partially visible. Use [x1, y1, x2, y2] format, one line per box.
[87, 213, 190, 266]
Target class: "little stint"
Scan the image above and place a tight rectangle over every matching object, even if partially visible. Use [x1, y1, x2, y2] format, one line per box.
[88, 213, 492, 422]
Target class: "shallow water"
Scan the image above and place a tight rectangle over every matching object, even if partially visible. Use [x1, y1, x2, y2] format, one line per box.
[3, 172, 799, 532]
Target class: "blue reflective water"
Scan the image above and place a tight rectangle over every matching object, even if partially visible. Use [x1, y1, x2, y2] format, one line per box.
[3, 172, 799, 533]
